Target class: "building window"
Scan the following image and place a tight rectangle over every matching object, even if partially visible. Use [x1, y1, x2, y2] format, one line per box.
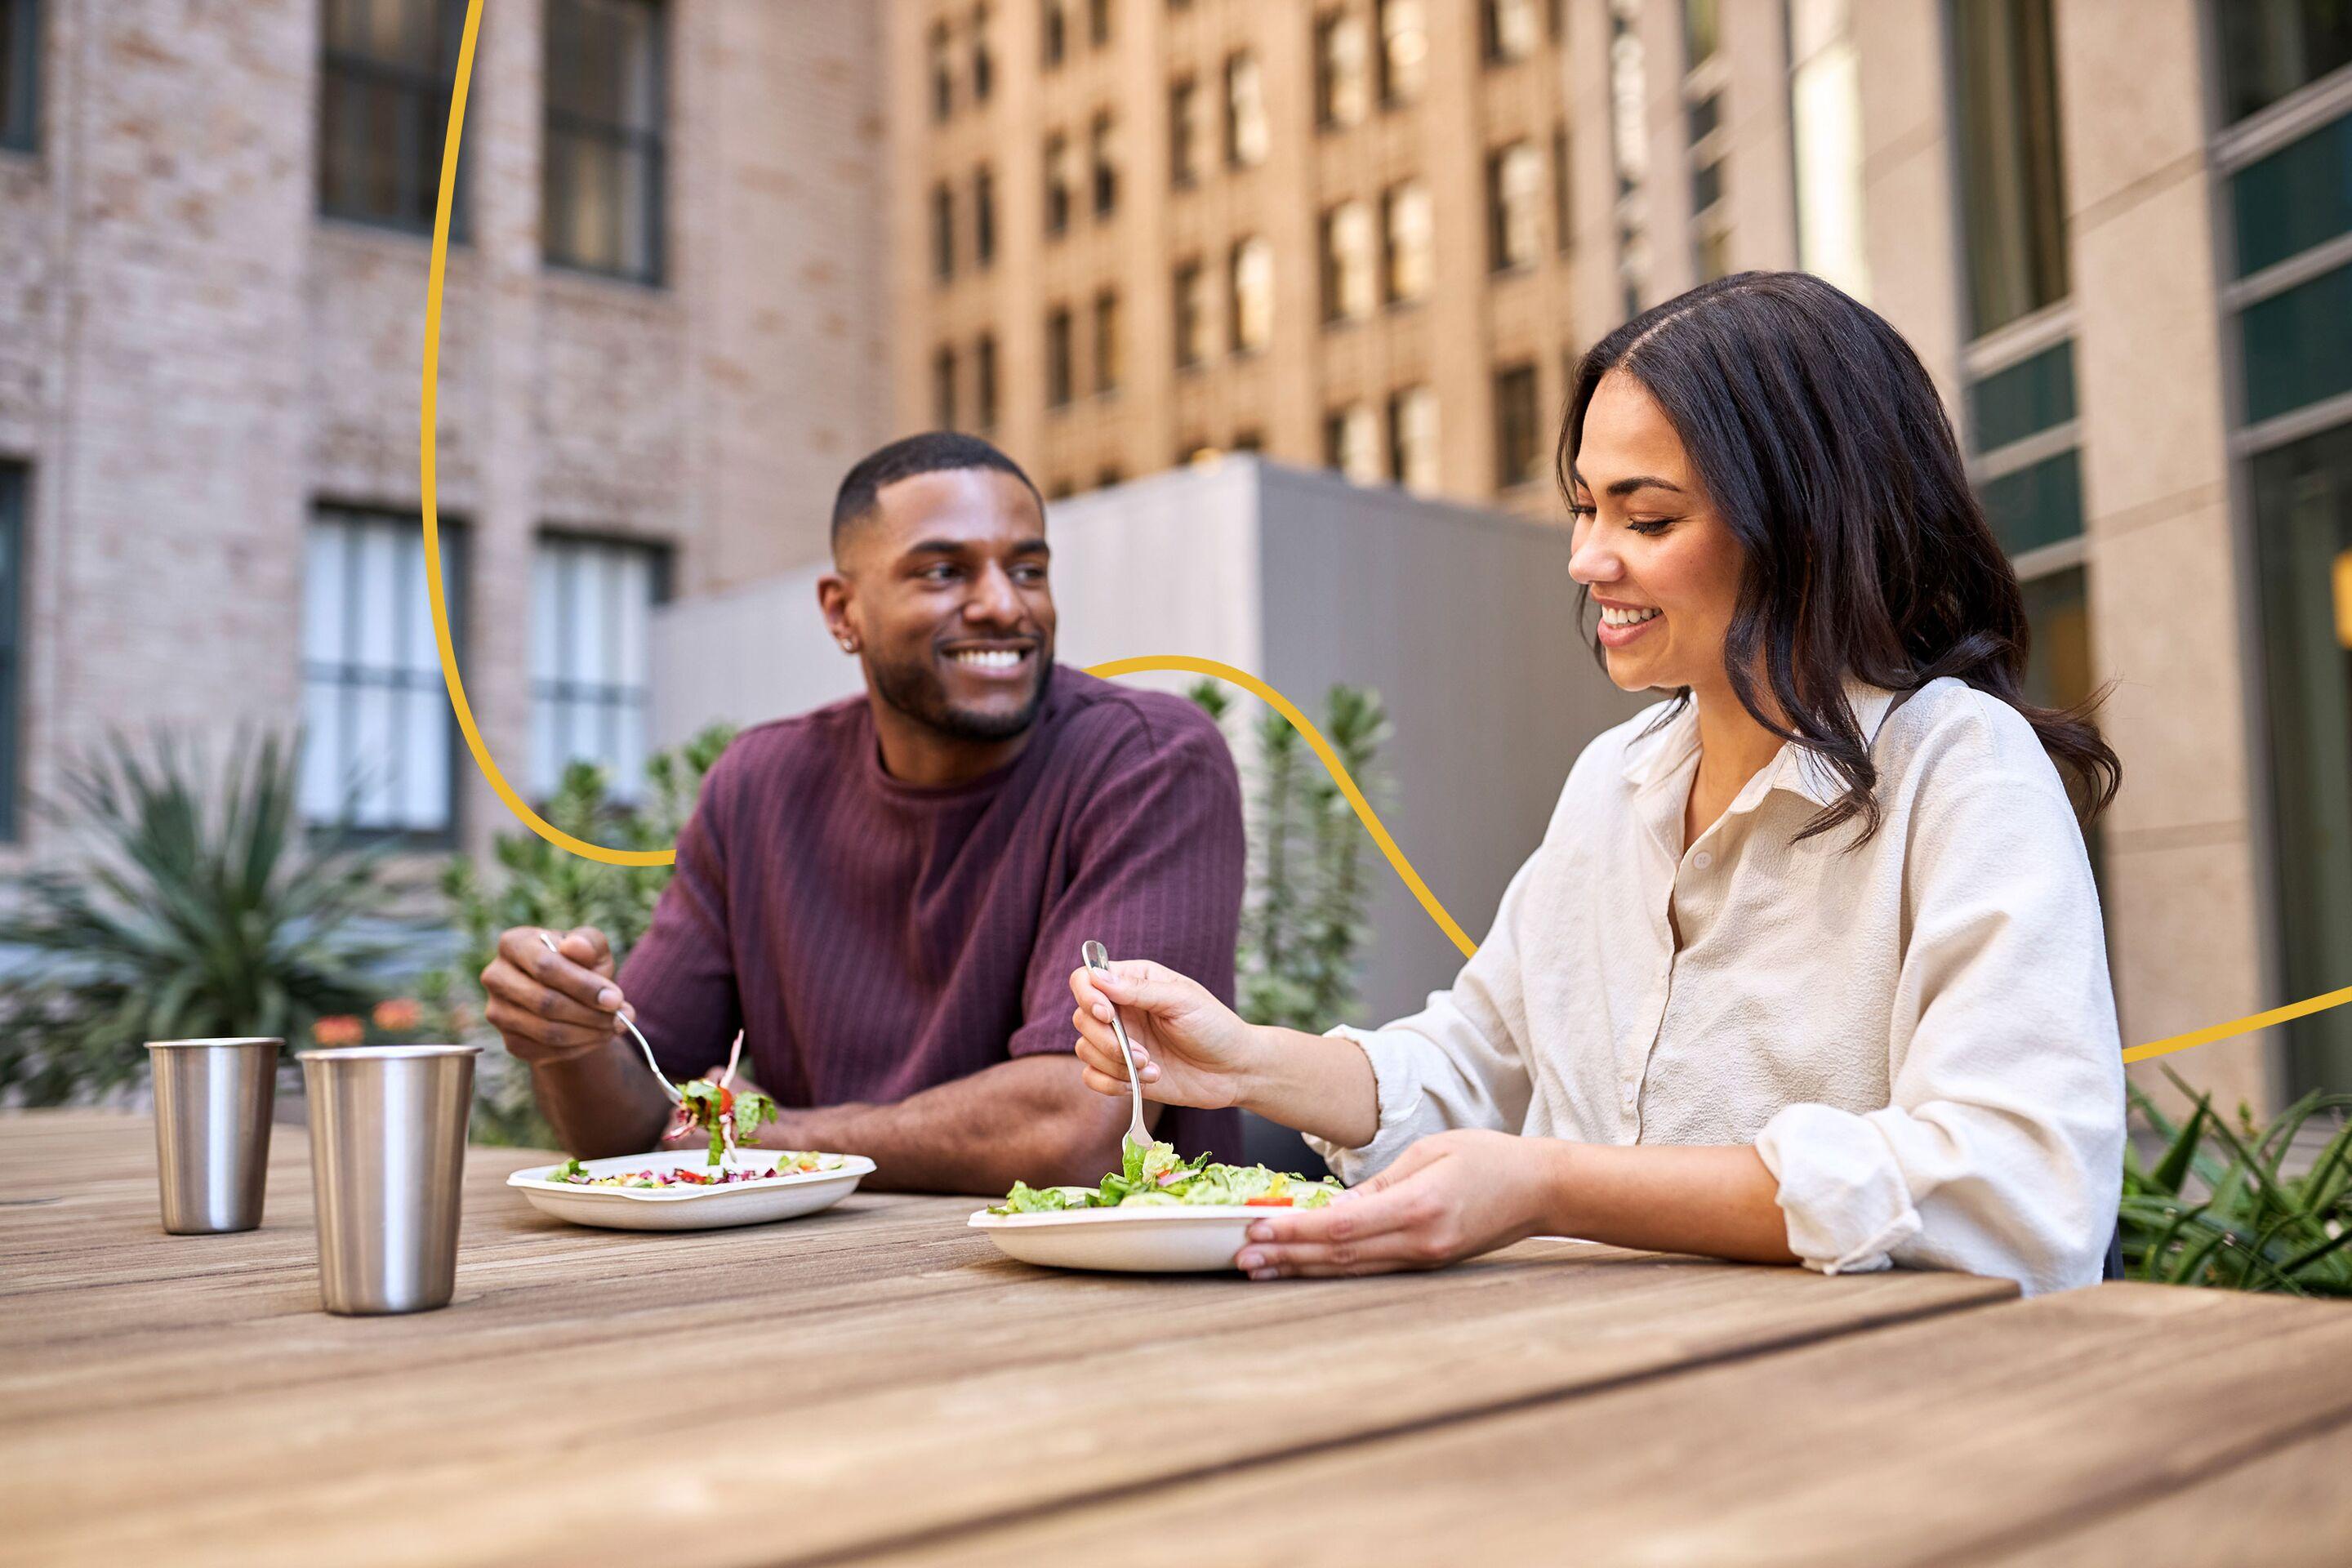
[0, 463, 20, 839]
[1383, 180, 1433, 302]
[975, 333, 999, 429]
[973, 164, 996, 265]
[1089, 0, 1111, 47]
[1951, 0, 2068, 337]
[1045, 131, 1074, 235]
[1488, 140, 1543, 271]
[1043, 0, 1068, 69]
[301, 508, 464, 836]
[1552, 127, 1573, 255]
[1486, 0, 1539, 64]
[544, 0, 666, 285]
[2217, 0, 2352, 124]
[1688, 87, 1728, 281]
[1682, 0, 1718, 66]
[1326, 403, 1381, 483]
[1494, 363, 1541, 487]
[930, 182, 956, 281]
[1607, 0, 1650, 317]
[972, 4, 994, 102]
[933, 345, 959, 429]
[531, 536, 665, 805]
[1174, 259, 1209, 368]
[1788, 0, 1869, 300]
[2, 0, 41, 153]
[1318, 11, 1370, 128]
[1379, 0, 1428, 105]
[1231, 235, 1274, 353]
[1322, 199, 1377, 322]
[1170, 77, 1203, 186]
[929, 20, 954, 120]
[1093, 288, 1122, 394]
[1045, 306, 1075, 408]
[1388, 386, 1439, 493]
[1090, 111, 1120, 217]
[1226, 51, 1267, 167]
[319, 0, 468, 234]
[2242, 261, 2352, 425]
[2249, 421, 2352, 1088]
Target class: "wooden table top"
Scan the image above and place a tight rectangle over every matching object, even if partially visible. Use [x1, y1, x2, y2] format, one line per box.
[4, 1110, 2348, 1567]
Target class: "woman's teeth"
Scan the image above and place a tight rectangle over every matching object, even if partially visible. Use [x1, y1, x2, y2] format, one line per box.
[951, 648, 1027, 670]
[1600, 605, 1660, 627]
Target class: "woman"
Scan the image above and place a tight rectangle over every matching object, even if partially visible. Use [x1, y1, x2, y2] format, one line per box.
[1068, 272, 2125, 1294]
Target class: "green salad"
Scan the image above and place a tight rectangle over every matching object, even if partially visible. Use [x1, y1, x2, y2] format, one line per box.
[991, 1138, 1344, 1214]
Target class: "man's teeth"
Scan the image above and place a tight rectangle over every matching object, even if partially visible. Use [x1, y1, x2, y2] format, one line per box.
[950, 648, 1027, 670]
[1600, 605, 1660, 627]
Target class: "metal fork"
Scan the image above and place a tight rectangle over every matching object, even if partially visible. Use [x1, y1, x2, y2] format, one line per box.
[1082, 940, 1152, 1153]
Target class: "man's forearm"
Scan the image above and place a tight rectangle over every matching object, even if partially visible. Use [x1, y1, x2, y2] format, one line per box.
[759, 1056, 1133, 1195]
[527, 1034, 675, 1158]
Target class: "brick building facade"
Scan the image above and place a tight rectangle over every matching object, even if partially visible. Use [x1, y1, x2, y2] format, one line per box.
[0, 0, 887, 856]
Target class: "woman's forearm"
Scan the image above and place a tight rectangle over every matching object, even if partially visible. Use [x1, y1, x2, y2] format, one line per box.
[1538, 1142, 1798, 1265]
[1234, 1025, 1382, 1149]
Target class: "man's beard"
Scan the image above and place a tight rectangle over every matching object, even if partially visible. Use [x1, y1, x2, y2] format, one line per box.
[869, 645, 1054, 742]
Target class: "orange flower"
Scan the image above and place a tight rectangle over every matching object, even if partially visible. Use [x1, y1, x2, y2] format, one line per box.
[311, 1015, 365, 1047]
[372, 998, 423, 1033]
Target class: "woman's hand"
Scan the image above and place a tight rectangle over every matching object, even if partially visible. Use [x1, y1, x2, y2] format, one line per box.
[1067, 960, 1263, 1111]
[1232, 1129, 1563, 1279]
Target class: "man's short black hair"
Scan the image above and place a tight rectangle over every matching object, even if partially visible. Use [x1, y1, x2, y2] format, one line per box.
[831, 431, 1044, 553]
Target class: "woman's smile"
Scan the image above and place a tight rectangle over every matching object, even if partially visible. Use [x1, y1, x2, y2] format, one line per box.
[1594, 599, 1663, 648]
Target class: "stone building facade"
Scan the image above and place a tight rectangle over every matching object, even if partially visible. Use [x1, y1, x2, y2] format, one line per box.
[0, 0, 888, 858]
[889, 0, 2352, 1111]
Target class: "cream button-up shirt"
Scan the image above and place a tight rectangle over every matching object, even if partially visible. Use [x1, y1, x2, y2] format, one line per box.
[1304, 677, 2124, 1294]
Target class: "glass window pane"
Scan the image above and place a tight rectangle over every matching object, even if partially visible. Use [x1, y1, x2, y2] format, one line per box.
[2231, 113, 2352, 279]
[1951, 0, 2069, 336]
[2218, 0, 2352, 125]
[2251, 418, 2352, 1090]
[2018, 564, 2091, 713]
[1969, 339, 2075, 453]
[2242, 261, 2352, 425]
[304, 522, 350, 665]
[532, 695, 560, 801]
[0, 0, 34, 152]
[399, 686, 450, 829]
[301, 678, 347, 823]
[1790, 0, 1869, 300]
[1977, 447, 2082, 555]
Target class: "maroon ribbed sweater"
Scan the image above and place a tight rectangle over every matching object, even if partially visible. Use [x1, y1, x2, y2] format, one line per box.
[621, 667, 1245, 1158]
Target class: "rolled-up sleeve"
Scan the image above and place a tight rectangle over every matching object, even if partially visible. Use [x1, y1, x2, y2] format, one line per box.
[1305, 853, 1541, 1186]
[1756, 760, 2124, 1295]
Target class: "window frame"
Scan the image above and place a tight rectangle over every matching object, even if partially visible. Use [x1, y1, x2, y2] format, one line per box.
[1, 0, 42, 154]
[318, 0, 471, 238]
[301, 504, 470, 845]
[0, 461, 24, 840]
[541, 0, 669, 287]
[528, 529, 672, 808]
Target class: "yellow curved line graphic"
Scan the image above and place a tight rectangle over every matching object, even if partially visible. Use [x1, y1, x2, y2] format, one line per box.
[419, 0, 2341, 1065]
[1087, 656, 1478, 960]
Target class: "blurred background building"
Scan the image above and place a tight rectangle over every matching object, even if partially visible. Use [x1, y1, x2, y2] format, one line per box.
[0, 0, 2349, 1110]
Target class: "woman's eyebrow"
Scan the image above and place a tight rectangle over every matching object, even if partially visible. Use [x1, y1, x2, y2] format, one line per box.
[1605, 474, 1686, 497]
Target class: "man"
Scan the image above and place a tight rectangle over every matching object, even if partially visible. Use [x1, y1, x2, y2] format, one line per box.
[481, 432, 1245, 1192]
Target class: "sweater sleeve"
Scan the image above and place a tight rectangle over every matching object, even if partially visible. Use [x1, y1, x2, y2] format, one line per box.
[1754, 745, 2124, 1295]
[1007, 702, 1246, 1058]
[617, 751, 745, 1081]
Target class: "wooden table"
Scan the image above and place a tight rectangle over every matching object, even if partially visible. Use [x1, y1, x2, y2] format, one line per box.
[5, 1111, 2350, 1567]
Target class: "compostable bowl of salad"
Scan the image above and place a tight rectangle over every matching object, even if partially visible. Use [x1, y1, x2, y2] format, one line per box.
[507, 1148, 875, 1232]
[968, 1140, 1344, 1273]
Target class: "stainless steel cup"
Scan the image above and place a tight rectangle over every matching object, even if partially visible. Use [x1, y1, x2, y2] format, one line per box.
[146, 1037, 281, 1234]
[298, 1044, 479, 1316]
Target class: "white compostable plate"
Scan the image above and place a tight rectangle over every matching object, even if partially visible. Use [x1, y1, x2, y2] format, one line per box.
[507, 1149, 875, 1232]
[968, 1187, 1308, 1272]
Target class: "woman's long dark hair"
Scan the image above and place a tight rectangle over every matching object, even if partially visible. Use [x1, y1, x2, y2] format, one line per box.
[1559, 270, 2120, 843]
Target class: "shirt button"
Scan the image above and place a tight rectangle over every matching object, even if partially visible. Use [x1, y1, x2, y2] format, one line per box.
[1693, 850, 1713, 870]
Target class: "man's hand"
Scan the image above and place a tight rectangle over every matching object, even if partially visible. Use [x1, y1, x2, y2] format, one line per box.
[481, 925, 632, 1065]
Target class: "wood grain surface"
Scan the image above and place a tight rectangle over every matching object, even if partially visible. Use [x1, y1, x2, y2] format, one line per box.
[7, 1110, 2330, 1567]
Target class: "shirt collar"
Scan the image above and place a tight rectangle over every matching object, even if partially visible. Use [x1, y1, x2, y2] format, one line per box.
[1620, 681, 1901, 808]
